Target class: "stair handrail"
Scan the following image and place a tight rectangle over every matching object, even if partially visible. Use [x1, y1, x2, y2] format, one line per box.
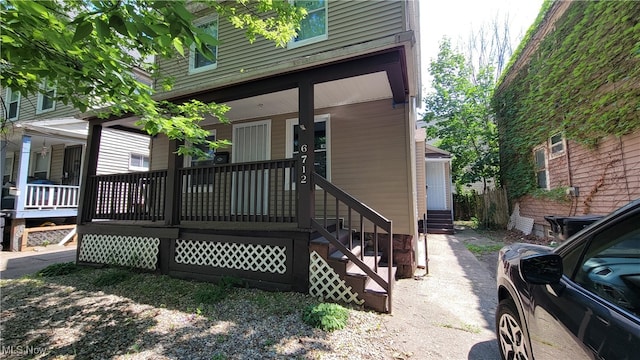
[312, 173, 393, 309]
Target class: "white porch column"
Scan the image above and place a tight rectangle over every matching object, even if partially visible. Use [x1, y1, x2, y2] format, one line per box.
[16, 135, 31, 212]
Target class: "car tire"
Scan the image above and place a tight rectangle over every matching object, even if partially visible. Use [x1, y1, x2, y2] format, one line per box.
[496, 298, 530, 360]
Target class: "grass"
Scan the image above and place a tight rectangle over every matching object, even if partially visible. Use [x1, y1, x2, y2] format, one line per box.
[464, 243, 504, 256]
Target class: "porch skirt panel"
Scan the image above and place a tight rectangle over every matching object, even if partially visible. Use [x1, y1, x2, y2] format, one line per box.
[78, 234, 160, 270]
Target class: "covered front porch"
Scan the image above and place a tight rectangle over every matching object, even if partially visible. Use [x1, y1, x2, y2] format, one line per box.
[77, 47, 415, 313]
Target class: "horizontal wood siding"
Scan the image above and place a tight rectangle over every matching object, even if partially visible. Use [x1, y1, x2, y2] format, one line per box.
[150, 135, 169, 171]
[156, 0, 405, 96]
[0, 87, 78, 122]
[519, 131, 640, 225]
[49, 144, 65, 184]
[97, 129, 150, 175]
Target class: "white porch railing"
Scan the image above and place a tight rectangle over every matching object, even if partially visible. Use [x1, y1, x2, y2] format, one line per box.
[24, 184, 80, 210]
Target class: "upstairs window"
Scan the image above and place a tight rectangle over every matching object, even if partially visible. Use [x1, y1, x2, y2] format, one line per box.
[6, 88, 20, 120]
[189, 16, 218, 74]
[534, 146, 548, 189]
[549, 133, 565, 158]
[36, 81, 56, 114]
[289, 0, 328, 48]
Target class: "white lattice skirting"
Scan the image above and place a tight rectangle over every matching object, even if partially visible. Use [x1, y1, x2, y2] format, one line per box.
[79, 234, 160, 270]
[174, 239, 287, 274]
[309, 251, 364, 306]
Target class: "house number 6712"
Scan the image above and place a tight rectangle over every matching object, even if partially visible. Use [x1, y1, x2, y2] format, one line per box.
[300, 144, 308, 184]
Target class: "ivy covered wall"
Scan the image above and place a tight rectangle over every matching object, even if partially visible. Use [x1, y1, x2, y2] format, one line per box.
[493, 1, 640, 201]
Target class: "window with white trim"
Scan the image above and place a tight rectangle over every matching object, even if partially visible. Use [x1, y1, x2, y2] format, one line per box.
[31, 151, 51, 180]
[189, 15, 218, 74]
[286, 114, 330, 180]
[549, 133, 565, 158]
[129, 153, 150, 171]
[6, 88, 20, 120]
[289, 0, 328, 48]
[534, 146, 548, 189]
[36, 81, 56, 114]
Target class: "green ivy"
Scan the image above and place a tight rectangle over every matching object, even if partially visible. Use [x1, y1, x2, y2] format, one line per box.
[493, 1, 640, 201]
[531, 187, 570, 203]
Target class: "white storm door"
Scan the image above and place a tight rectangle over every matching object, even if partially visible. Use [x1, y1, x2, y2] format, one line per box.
[426, 161, 447, 210]
[232, 120, 271, 215]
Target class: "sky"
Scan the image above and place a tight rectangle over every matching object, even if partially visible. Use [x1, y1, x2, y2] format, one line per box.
[419, 0, 545, 95]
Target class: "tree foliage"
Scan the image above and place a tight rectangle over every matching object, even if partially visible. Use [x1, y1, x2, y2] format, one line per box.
[422, 38, 499, 192]
[0, 0, 305, 156]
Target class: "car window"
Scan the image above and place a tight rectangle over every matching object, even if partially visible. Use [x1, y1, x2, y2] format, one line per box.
[573, 215, 640, 317]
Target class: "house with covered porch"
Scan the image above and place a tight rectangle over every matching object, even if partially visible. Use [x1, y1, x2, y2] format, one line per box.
[76, 0, 423, 313]
[1, 86, 150, 252]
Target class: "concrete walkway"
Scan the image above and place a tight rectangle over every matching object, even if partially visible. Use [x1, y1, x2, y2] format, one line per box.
[383, 229, 500, 359]
[0, 245, 77, 279]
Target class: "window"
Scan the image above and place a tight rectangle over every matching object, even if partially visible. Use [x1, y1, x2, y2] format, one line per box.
[549, 133, 565, 157]
[534, 146, 548, 189]
[4, 153, 14, 184]
[189, 16, 218, 74]
[185, 133, 217, 167]
[5, 88, 20, 120]
[31, 151, 50, 180]
[286, 115, 330, 180]
[572, 215, 640, 317]
[129, 153, 150, 171]
[36, 81, 56, 114]
[289, 0, 328, 48]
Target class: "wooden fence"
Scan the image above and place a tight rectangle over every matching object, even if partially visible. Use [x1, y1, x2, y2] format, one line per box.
[454, 187, 510, 228]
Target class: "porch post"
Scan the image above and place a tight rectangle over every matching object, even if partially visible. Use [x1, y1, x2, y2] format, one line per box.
[297, 79, 315, 229]
[76, 122, 102, 225]
[164, 139, 181, 225]
[15, 135, 31, 213]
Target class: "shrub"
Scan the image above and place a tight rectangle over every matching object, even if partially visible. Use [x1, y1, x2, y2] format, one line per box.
[302, 303, 349, 331]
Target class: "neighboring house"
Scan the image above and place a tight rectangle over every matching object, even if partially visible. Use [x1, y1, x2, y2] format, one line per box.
[494, 1, 640, 239]
[424, 143, 454, 234]
[76, 0, 423, 313]
[0, 86, 151, 252]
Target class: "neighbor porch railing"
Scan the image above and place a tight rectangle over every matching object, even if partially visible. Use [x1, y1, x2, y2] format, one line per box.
[24, 184, 80, 210]
[83, 159, 297, 223]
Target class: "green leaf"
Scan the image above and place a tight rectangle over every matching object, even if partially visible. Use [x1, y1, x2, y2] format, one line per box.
[172, 37, 185, 57]
[109, 14, 127, 36]
[95, 18, 110, 39]
[72, 21, 94, 43]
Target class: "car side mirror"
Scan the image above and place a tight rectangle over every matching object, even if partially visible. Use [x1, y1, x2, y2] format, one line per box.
[520, 254, 563, 285]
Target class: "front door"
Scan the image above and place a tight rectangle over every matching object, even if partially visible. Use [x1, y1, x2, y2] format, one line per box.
[62, 145, 82, 185]
[232, 120, 271, 215]
[426, 161, 447, 210]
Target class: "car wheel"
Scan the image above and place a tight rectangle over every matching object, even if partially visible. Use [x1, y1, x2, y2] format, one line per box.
[496, 298, 530, 360]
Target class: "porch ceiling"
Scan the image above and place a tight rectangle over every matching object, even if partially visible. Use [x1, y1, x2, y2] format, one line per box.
[223, 71, 392, 121]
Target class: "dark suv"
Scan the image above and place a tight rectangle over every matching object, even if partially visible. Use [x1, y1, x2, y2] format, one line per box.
[496, 199, 640, 360]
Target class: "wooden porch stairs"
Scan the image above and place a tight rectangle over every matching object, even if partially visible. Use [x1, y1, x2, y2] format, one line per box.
[426, 210, 455, 234]
[309, 227, 396, 313]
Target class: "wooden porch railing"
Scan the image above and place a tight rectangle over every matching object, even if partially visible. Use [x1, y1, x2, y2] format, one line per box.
[24, 184, 80, 210]
[177, 159, 297, 222]
[84, 170, 167, 221]
[83, 159, 297, 223]
[311, 172, 394, 312]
